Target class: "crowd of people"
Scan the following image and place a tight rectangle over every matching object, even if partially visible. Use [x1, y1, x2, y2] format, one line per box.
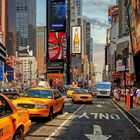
[113, 86, 140, 107]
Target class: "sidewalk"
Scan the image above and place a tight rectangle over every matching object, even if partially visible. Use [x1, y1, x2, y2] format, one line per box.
[112, 98, 140, 124]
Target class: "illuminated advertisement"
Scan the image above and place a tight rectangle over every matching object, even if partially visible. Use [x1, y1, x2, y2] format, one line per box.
[71, 58, 81, 76]
[48, 32, 66, 60]
[131, 0, 140, 54]
[18, 46, 33, 57]
[48, 0, 66, 32]
[72, 26, 81, 54]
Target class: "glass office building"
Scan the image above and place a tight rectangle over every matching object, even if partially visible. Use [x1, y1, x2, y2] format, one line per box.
[16, 0, 36, 57]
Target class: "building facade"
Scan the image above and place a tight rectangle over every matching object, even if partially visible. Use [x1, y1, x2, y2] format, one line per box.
[36, 26, 46, 75]
[16, 0, 36, 57]
[71, 0, 82, 16]
[7, 0, 16, 56]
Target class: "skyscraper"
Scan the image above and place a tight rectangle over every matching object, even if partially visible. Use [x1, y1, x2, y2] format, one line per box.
[16, 0, 36, 57]
[71, 0, 82, 16]
[7, 0, 16, 56]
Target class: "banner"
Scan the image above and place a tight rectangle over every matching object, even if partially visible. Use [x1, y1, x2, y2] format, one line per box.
[48, 0, 66, 32]
[72, 26, 81, 54]
[48, 32, 66, 60]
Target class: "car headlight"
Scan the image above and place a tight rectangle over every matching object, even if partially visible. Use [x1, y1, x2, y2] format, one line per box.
[35, 105, 46, 109]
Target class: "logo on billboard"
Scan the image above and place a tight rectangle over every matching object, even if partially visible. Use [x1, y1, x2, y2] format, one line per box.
[18, 46, 33, 57]
[72, 26, 81, 54]
[48, 32, 66, 60]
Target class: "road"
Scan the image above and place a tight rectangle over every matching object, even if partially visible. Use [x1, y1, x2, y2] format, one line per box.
[25, 97, 140, 140]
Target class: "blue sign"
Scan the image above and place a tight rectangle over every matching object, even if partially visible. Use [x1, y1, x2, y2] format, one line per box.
[0, 61, 3, 82]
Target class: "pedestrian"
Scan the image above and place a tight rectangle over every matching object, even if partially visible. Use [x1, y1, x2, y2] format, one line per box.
[136, 86, 140, 105]
[131, 86, 137, 107]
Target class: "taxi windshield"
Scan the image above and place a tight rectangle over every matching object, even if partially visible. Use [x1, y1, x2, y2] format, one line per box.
[75, 90, 89, 94]
[24, 90, 53, 99]
[69, 87, 78, 91]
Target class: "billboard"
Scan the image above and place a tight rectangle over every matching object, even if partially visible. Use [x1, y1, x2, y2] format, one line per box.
[131, 0, 140, 54]
[0, 61, 4, 82]
[72, 26, 81, 54]
[18, 46, 33, 57]
[48, 32, 66, 60]
[71, 58, 82, 76]
[116, 60, 125, 72]
[48, 0, 66, 32]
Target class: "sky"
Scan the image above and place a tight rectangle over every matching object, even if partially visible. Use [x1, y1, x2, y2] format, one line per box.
[83, 0, 116, 81]
[36, 0, 116, 82]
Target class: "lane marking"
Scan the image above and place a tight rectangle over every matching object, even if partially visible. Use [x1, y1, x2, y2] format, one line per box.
[45, 104, 85, 140]
[79, 112, 90, 119]
[85, 125, 111, 140]
[110, 99, 140, 134]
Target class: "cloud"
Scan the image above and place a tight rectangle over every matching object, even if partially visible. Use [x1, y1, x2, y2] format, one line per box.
[85, 16, 110, 29]
[83, 0, 114, 6]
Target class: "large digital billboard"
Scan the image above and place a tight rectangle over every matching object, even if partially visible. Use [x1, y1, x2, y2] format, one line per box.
[48, 0, 66, 32]
[72, 26, 81, 54]
[131, 0, 140, 54]
[48, 32, 66, 60]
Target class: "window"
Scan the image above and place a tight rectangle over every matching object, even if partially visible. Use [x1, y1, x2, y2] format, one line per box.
[54, 91, 61, 99]
[0, 96, 13, 118]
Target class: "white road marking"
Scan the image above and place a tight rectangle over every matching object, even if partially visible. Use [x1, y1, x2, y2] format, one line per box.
[85, 125, 111, 140]
[45, 104, 85, 140]
[62, 112, 68, 117]
[90, 113, 120, 120]
[110, 99, 140, 134]
[96, 104, 102, 108]
[79, 112, 90, 119]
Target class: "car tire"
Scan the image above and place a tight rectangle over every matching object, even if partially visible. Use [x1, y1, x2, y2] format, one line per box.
[13, 128, 23, 140]
[59, 104, 64, 114]
[48, 107, 53, 121]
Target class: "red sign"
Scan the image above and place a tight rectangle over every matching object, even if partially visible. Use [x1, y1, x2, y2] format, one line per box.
[48, 32, 66, 60]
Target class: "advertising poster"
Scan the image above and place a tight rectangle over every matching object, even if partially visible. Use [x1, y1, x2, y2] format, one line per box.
[18, 46, 33, 57]
[49, 0, 66, 32]
[71, 58, 82, 76]
[48, 32, 66, 60]
[72, 26, 81, 54]
[131, 0, 140, 53]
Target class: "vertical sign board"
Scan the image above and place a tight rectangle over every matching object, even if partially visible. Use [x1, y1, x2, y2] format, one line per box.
[0, 61, 4, 82]
[47, 0, 67, 61]
[48, 0, 66, 32]
[72, 26, 82, 54]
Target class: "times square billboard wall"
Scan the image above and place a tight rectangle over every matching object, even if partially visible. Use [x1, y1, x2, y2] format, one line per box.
[72, 26, 82, 54]
[47, 0, 67, 61]
[130, 0, 140, 54]
[48, 32, 66, 60]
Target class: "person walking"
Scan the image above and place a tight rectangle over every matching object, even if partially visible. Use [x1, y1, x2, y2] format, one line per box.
[136, 87, 140, 106]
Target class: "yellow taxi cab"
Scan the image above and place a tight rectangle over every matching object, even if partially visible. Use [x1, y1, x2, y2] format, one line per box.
[72, 89, 93, 103]
[0, 94, 31, 140]
[66, 86, 79, 98]
[12, 88, 64, 120]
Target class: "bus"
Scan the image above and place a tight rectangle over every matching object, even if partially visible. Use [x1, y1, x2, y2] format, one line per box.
[96, 82, 111, 97]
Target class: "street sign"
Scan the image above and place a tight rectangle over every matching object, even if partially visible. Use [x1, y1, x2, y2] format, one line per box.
[0, 61, 3, 82]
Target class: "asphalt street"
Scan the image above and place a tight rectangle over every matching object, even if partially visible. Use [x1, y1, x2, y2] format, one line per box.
[25, 97, 140, 140]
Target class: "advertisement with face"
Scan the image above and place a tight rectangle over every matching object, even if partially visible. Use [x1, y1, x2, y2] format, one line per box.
[48, 32, 66, 60]
[48, 0, 66, 32]
[131, 0, 140, 53]
[72, 26, 81, 54]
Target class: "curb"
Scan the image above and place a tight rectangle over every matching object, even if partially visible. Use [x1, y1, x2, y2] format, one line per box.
[111, 98, 140, 129]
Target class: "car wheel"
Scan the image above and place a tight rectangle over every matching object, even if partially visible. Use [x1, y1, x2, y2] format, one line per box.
[59, 104, 64, 114]
[48, 107, 53, 121]
[13, 128, 23, 140]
